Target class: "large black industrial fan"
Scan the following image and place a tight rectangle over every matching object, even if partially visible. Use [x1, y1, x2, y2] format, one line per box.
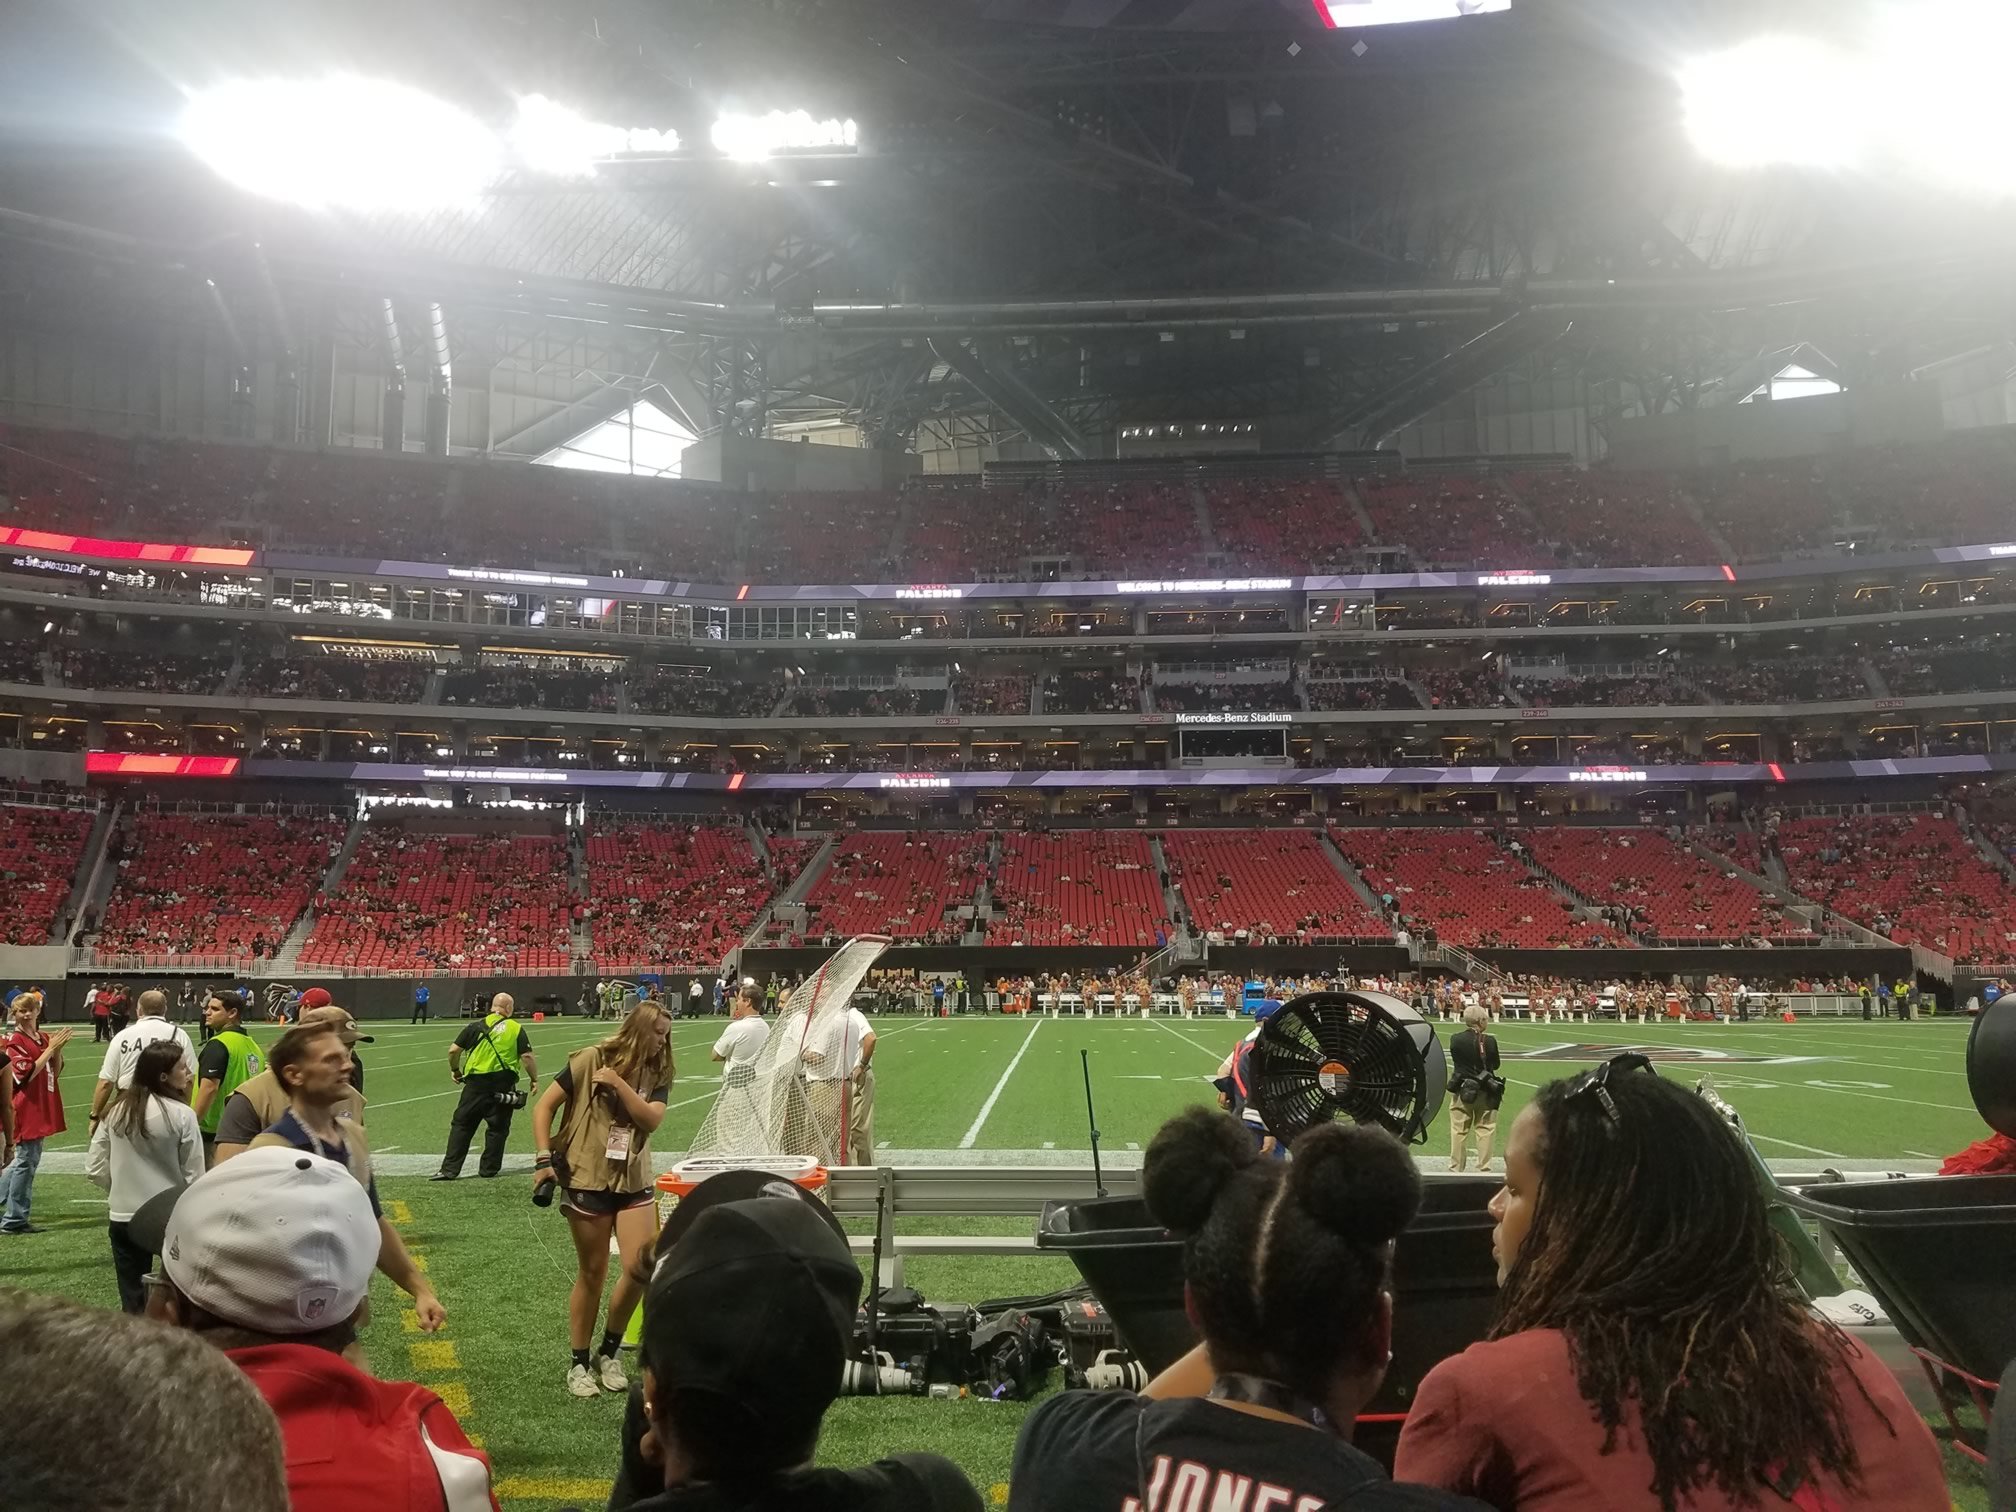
[1244, 990, 1448, 1145]
[1966, 994, 2016, 1139]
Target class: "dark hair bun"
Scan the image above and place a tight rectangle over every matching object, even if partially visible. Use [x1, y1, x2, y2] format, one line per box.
[1287, 1122, 1421, 1246]
[1144, 1107, 1259, 1234]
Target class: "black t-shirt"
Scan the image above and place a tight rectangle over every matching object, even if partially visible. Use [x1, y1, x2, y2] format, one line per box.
[196, 1037, 233, 1082]
[620, 1456, 981, 1512]
[1009, 1393, 1491, 1512]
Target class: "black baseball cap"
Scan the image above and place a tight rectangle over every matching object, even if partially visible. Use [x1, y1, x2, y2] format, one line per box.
[640, 1191, 861, 1460]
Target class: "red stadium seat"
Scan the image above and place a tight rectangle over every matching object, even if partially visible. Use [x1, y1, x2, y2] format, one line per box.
[988, 832, 1168, 947]
[585, 819, 791, 972]
[300, 828, 571, 973]
[801, 832, 989, 944]
[1162, 829, 1385, 942]
[1523, 827, 1809, 944]
[1331, 826, 1625, 949]
[97, 813, 344, 959]
[1776, 813, 2016, 962]
[0, 805, 94, 945]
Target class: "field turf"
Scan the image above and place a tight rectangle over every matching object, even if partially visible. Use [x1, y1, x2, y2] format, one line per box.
[10, 1012, 1995, 1509]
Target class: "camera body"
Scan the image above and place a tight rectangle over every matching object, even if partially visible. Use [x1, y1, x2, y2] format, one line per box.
[852, 1289, 977, 1390]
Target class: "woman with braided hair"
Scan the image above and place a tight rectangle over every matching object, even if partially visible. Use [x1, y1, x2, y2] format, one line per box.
[1009, 1107, 1487, 1512]
[1395, 1057, 1948, 1511]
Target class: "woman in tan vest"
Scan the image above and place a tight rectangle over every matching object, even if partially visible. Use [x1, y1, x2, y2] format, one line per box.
[530, 999, 673, 1401]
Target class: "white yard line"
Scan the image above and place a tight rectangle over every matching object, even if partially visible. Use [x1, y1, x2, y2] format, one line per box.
[1746, 1132, 1846, 1160]
[1143, 1015, 1232, 1062]
[958, 1019, 1043, 1150]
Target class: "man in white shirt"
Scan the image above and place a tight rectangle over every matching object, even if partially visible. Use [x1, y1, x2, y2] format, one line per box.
[712, 988, 772, 1087]
[802, 1004, 876, 1166]
[687, 978, 705, 1019]
[88, 990, 196, 1130]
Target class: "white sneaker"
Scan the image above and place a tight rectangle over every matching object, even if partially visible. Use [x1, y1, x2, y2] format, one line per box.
[567, 1363, 599, 1399]
[597, 1352, 628, 1392]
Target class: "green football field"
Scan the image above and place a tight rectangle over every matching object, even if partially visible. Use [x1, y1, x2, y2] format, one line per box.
[34, 1010, 1990, 1167]
[11, 1012, 1995, 1509]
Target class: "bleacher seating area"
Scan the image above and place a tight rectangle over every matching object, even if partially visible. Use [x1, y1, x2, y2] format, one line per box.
[1774, 813, 2016, 960]
[60, 648, 233, 695]
[585, 820, 775, 971]
[988, 831, 1168, 947]
[1331, 826, 1626, 948]
[299, 827, 571, 973]
[1206, 479, 1361, 571]
[1163, 829, 1384, 942]
[0, 803, 2006, 970]
[240, 657, 433, 702]
[1523, 827, 1808, 944]
[0, 805, 93, 945]
[800, 832, 987, 943]
[95, 813, 343, 960]
[1358, 475, 1528, 567]
[14, 420, 2016, 579]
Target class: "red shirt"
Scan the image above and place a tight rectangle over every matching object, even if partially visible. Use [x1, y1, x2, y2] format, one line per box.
[228, 1343, 499, 1512]
[1394, 1326, 1948, 1512]
[2, 1029, 65, 1142]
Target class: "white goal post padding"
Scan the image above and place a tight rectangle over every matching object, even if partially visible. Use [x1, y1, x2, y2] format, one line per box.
[687, 935, 890, 1166]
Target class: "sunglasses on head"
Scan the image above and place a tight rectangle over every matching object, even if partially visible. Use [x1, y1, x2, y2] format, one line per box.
[1562, 1052, 1656, 1126]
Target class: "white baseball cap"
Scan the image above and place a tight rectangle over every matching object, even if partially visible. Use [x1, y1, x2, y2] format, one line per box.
[162, 1146, 378, 1334]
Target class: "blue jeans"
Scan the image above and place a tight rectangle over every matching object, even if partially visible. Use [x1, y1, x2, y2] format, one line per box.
[0, 1138, 43, 1229]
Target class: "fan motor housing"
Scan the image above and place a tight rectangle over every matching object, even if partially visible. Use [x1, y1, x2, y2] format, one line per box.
[1247, 989, 1449, 1146]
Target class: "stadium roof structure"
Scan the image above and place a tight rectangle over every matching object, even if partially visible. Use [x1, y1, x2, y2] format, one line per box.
[3, 0, 2016, 461]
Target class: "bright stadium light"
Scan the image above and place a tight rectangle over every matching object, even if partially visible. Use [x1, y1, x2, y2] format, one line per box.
[1871, 0, 2016, 194]
[1678, 37, 1863, 170]
[179, 76, 500, 212]
[509, 94, 682, 176]
[710, 110, 857, 162]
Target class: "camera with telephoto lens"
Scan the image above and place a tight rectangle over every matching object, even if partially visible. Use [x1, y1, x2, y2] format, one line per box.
[494, 1088, 528, 1110]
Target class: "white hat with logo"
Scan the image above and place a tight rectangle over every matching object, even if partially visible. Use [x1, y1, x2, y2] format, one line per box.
[161, 1145, 378, 1333]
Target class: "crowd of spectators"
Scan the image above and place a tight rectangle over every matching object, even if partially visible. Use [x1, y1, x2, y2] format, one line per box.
[629, 666, 785, 718]
[14, 420, 2016, 590]
[1151, 677, 1300, 713]
[1688, 657, 1873, 703]
[0, 639, 43, 684]
[1510, 468, 1721, 566]
[1358, 474, 1528, 566]
[781, 684, 929, 718]
[1873, 636, 2016, 697]
[0, 802, 93, 943]
[1304, 674, 1421, 712]
[240, 655, 432, 702]
[60, 647, 233, 694]
[951, 673, 1031, 715]
[1775, 810, 2016, 959]
[1042, 666, 1139, 714]
[441, 662, 621, 712]
[1514, 671, 1701, 707]
[93, 812, 343, 960]
[1415, 667, 1512, 709]
[1206, 477, 1363, 571]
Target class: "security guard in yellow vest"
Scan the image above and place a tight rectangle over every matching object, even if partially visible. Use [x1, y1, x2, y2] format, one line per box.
[432, 992, 539, 1181]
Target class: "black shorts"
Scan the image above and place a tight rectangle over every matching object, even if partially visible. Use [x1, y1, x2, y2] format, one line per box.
[561, 1187, 654, 1219]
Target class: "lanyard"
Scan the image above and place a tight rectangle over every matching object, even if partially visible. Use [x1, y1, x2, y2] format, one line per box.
[1208, 1374, 1334, 1434]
